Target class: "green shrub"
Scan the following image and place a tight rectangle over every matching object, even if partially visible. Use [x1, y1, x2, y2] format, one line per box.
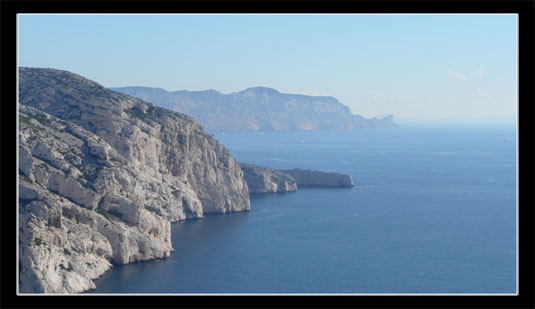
[59, 263, 73, 271]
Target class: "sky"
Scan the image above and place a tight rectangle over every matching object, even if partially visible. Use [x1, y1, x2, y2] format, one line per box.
[18, 14, 517, 121]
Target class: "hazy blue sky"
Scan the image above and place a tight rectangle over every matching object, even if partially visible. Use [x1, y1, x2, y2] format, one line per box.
[18, 14, 517, 120]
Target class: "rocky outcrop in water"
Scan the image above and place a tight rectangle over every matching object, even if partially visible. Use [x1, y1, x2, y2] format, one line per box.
[18, 68, 250, 293]
[239, 163, 354, 193]
[279, 168, 354, 187]
[239, 163, 297, 193]
[111, 86, 398, 131]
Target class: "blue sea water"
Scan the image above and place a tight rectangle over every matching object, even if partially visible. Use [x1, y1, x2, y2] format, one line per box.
[91, 124, 516, 294]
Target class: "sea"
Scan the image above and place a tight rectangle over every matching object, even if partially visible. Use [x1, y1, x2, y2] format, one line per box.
[90, 124, 517, 294]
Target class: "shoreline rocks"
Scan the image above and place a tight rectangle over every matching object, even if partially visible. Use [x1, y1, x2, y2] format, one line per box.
[239, 163, 354, 193]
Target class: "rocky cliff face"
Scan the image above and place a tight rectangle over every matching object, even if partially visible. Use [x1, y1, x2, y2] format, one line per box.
[18, 68, 250, 293]
[279, 169, 354, 187]
[239, 163, 354, 193]
[239, 163, 297, 193]
[111, 86, 398, 131]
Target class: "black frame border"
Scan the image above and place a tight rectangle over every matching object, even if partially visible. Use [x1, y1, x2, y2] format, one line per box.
[1, 1, 533, 309]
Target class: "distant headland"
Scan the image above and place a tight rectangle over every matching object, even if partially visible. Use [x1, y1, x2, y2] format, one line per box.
[111, 86, 398, 131]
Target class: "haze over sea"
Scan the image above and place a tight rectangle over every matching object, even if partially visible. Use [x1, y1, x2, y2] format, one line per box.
[91, 124, 516, 294]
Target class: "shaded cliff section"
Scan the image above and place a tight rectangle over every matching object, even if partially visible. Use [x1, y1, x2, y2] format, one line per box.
[18, 67, 250, 293]
[239, 163, 354, 193]
[239, 163, 297, 193]
[111, 86, 398, 131]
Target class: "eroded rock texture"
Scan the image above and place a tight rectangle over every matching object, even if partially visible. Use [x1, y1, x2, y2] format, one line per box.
[18, 68, 250, 293]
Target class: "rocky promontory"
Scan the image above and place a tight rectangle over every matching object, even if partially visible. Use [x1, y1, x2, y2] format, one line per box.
[239, 163, 297, 193]
[18, 68, 250, 293]
[279, 168, 354, 187]
[239, 163, 354, 193]
[111, 86, 398, 131]
[18, 67, 357, 294]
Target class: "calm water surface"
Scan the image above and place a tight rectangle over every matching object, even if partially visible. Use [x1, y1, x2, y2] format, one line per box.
[91, 124, 516, 293]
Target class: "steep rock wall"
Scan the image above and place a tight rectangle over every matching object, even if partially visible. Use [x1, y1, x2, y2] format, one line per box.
[18, 68, 250, 293]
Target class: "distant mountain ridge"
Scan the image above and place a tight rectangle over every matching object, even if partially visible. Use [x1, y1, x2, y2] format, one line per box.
[110, 86, 397, 131]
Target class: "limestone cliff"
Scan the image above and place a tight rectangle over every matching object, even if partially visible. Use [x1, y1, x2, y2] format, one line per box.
[111, 86, 398, 131]
[18, 68, 250, 293]
[279, 168, 354, 187]
[239, 163, 297, 193]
